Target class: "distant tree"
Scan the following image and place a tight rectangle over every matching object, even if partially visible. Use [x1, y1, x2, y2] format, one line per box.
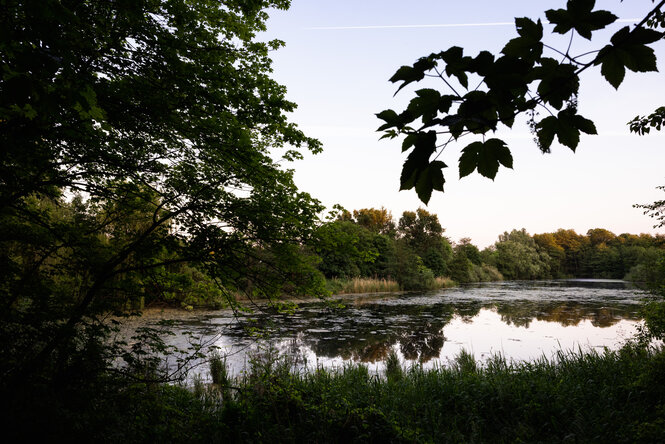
[534, 232, 566, 277]
[398, 208, 452, 275]
[312, 221, 379, 278]
[398, 208, 446, 252]
[495, 229, 551, 280]
[553, 229, 590, 276]
[587, 228, 617, 247]
[389, 240, 436, 290]
[378, 0, 665, 203]
[455, 237, 482, 266]
[352, 207, 397, 236]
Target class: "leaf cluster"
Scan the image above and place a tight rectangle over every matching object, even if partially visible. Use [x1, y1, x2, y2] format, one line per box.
[378, 0, 664, 203]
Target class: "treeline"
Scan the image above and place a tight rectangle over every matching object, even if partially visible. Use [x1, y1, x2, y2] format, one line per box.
[307, 207, 665, 287]
[17, 194, 663, 312]
[307, 207, 500, 290]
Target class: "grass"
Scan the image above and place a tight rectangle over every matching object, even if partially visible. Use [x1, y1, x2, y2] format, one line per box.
[327, 277, 401, 294]
[433, 276, 456, 289]
[327, 276, 456, 294]
[10, 342, 665, 442]
[206, 344, 665, 443]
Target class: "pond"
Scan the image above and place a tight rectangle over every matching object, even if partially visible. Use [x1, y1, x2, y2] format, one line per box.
[121, 279, 646, 378]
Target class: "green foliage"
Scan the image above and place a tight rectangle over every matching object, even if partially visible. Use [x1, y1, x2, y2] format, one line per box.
[314, 204, 663, 287]
[384, 349, 404, 382]
[630, 106, 665, 134]
[634, 185, 665, 228]
[390, 241, 437, 291]
[209, 351, 230, 388]
[50, 344, 663, 443]
[1, 0, 328, 400]
[352, 207, 397, 236]
[494, 229, 552, 280]
[311, 220, 380, 278]
[459, 138, 513, 179]
[546, 0, 618, 40]
[378, 0, 665, 202]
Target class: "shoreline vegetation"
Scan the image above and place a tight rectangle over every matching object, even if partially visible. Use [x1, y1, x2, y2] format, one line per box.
[129, 206, 664, 311]
[18, 342, 664, 442]
[327, 276, 455, 295]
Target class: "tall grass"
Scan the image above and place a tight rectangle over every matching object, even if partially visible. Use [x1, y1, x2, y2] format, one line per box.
[204, 344, 665, 443]
[433, 276, 456, 289]
[26, 343, 664, 442]
[327, 277, 401, 294]
[328, 276, 456, 294]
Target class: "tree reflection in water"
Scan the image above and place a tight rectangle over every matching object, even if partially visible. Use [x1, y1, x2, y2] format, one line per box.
[139, 280, 645, 372]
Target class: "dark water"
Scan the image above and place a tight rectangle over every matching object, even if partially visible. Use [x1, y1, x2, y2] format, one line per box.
[123, 280, 646, 378]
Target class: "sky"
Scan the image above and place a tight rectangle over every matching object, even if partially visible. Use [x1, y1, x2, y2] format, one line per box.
[260, 0, 665, 248]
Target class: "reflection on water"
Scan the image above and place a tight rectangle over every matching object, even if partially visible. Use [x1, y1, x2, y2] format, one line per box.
[124, 280, 646, 376]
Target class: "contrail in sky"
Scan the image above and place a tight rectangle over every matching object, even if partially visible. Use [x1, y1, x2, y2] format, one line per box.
[305, 18, 639, 30]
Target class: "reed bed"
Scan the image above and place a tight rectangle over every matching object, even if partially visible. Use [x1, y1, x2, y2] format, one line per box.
[328, 276, 456, 294]
[327, 277, 401, 294]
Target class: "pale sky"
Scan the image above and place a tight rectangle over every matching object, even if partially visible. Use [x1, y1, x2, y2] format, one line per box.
[262, 0, 665, 248]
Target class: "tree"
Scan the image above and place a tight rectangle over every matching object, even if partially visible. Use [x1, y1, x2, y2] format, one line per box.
[377, 0, 665, 203]
[352, 207, 397, 237]
[1, 0, 324, 388]
[455, 237, 482, 266]
[494, 229, 551, 280]
[311, 220, 379, 278]
[397, 208, 452, 275]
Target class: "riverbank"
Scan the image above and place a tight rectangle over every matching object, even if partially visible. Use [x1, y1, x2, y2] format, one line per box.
[13, 342, 664, 442]
[142, 276, 459, 311]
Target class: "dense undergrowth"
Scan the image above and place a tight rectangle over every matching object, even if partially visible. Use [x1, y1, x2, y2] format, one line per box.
[8, 343, 665, 443]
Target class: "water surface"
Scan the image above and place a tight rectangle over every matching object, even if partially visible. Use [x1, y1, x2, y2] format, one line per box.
[122, 280, 645, 377]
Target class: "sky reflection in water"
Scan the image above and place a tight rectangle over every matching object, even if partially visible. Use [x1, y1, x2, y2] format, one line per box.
[131, 280, 646, 376]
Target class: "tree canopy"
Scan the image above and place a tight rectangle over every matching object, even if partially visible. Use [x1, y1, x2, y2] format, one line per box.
[378, 0, 665, 203]
[1, 0, 326, 385]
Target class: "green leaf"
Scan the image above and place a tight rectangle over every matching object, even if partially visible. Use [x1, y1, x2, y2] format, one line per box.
[400, 154, 420, 191]
[619, 44, 657, 73]
[376, 109, 400, 131]
[515, 17, 543, 40]
[478, 138, 512, 179]
[458, 138, 512, 180]
[532, 58, 579, 110]
[483, 56, 531, 97]
[535, 116, 557, 153]
[612, 26, 663, 46]
[595, 26, 662, 89]
[402, 133, 417, 152]
[400, 131, 438, 190]
[459, 142, 480, 178]
[555, 118, 580, 149]
[457, 91, 498, 134]
[546, 0, 617, 40]
[415, 161, 447, 204]
[438, 46, 472, 88]
[535, 110, 596, 152]
[597, 45, 625, 89]
[468, 51, 495, 76]
[389, 57, 436, 95]
[407, 88, 442, 124]
[573, 114, 597, 135]
[502, 18, 544, 62]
